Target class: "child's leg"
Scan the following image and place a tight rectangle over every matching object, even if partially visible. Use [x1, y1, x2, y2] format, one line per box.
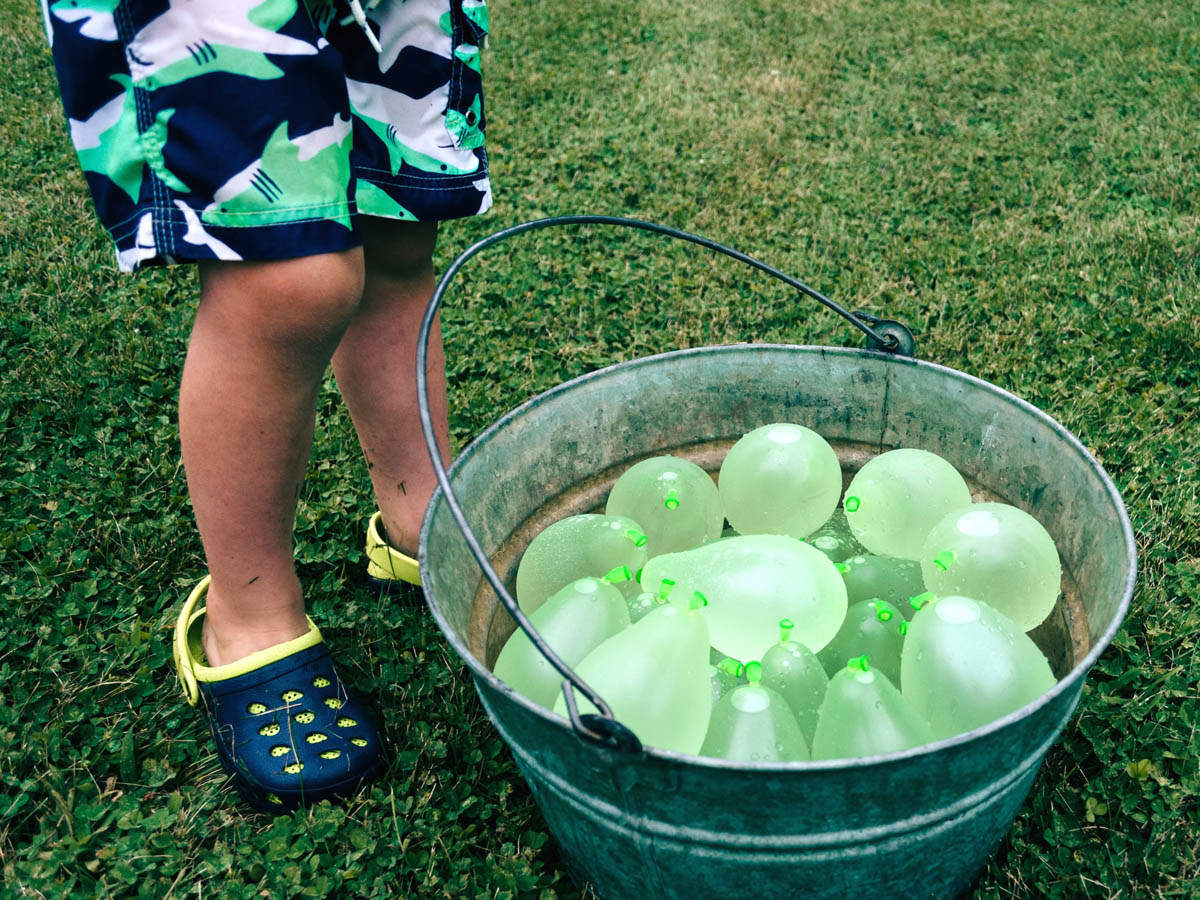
[182, 250, 365, 667]
[331, 217, 451, 558]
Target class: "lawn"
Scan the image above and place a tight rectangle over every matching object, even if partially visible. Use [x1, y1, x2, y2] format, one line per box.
[1, 0, 1197, 896]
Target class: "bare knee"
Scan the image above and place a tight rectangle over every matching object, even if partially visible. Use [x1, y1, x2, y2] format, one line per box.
[198, 249, 366, 352]
[362, 218, 438, 283]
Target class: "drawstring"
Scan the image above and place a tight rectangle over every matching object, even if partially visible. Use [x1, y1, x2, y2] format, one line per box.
[342, 0, 383, 53]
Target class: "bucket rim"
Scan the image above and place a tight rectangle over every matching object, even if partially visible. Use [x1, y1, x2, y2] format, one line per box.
[419, 342, 1137, 769]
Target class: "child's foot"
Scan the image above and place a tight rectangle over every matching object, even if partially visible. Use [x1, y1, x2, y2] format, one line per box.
[365, 511, 422, 597]
[174, 576, 386, 813]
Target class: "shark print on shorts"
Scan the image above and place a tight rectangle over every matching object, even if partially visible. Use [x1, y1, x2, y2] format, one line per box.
[44, 0, 490, 271]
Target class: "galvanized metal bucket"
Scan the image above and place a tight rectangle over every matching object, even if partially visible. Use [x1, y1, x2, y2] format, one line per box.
[415, 217, 1136, 899]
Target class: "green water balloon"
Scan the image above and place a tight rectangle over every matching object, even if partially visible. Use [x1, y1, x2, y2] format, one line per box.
[516, 514, 649, 614]
[805, 508, 867, 563]
[709, 657, 745, 707]
[810, 660, 935, 760]
[626, 590, 666, 624]
[840, 554, 927, 620]
[493, 577, 631, 709]
[701, 660, 811, 762]
[606, 455, 724, 558]
[817, 599, 906, 685]
[640, 533, 848, 660]
[920, 503, 1063, 632]
[718, 423, 842, 539]
[553, 598, 712, 755]
[901, 594, 1056, 740]
[843, 448, 971, 560]
[760, 619, 829, 744]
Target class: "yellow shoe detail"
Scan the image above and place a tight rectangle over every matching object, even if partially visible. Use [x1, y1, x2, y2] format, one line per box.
[324, 697, 343, 710]
[295, 711, 315, 724]
[259, 723, 280, 736]
[306, 733, 328, 744]
[283, 762, 304, 775]
[281, 690, 303, 703]
[320, 750, 341, 760]
[350, 738, 368, 747]
[365, 512, 421, 586]
[271, 746, 291, 758]
[173, 575, 323, 707]
[336, 717, 357, 728]
[312, 676, 331, 688]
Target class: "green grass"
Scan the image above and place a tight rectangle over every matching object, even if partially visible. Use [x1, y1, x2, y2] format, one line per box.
[2, 0, 1197, 896]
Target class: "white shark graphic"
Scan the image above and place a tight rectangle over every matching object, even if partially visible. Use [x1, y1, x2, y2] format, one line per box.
[116, 212, 157, 271]
[127, 0, 316, 82]
[68, 88, 123, 151]
[175, 200, 241, 260]
[347, 78, 478, 174]
[51, 0, 118, 42]
[291, 113, 352, 162]
[369, 1, 450, 74]
[472, 176, 493, 215]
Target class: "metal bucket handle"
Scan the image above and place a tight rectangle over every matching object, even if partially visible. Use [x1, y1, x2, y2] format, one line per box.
[415, 214, 915, 753]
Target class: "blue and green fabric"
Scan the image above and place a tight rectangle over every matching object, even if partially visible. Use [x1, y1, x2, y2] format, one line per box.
[44, 0, 491, 271]
[173, 576, 385, 813]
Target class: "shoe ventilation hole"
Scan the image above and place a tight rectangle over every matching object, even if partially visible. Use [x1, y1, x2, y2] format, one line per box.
[312, 676, 331, 688]
[266, 793, 283, 805]
[270, 746, 290, 758]
[281, 690, 303, 702]
[283, 762, 304, 775]
[319, 750, 341, 760]
[294, 711, 315, 724]
[258, 723, 280, 737]
[324, 697, 343, 709]
[247, 702, 268, 715]
[350, 738, 368, 747]
[336, 717, 357, 728]
[306, 733, 328, 744]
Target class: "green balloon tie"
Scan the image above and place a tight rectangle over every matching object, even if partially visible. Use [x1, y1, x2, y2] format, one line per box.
[690, 591, 708, 611]
[848, 654, 870, 672]
[835, 562, 849, 574]
[603, 565, 632, 584]
[664, 488, 680, 510]
[625, 528, 649, 548]
[876, 607, 894, 622]
[717, 657, 744, 677]
[933, 549, 956, 571]
[898, 621, 909, 636]
[910, 591, 936, 611]
[844, 496, 861, 512]
[659, 578, 676, 600]
[779, 618, 795, 644]
[744, 660, 763, 685]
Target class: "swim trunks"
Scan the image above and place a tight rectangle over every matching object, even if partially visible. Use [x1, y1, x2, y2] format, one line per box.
[42, 0, 491, 271]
